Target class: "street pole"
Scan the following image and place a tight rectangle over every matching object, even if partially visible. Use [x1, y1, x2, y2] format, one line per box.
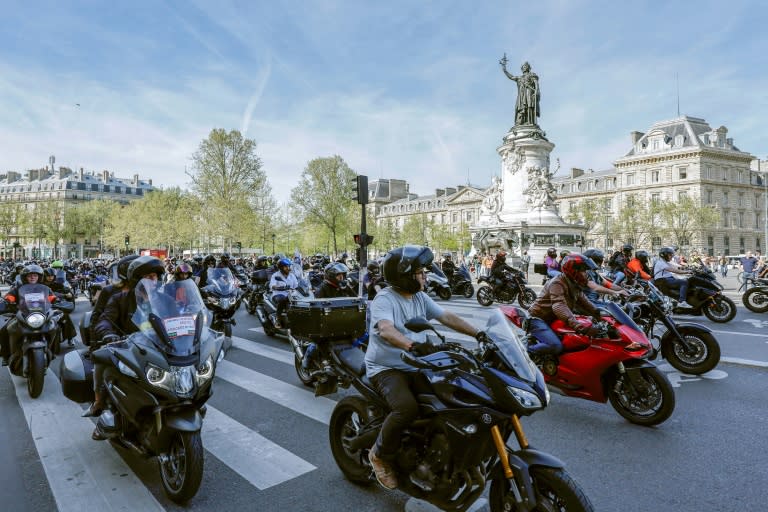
[762, 158, 767, 256]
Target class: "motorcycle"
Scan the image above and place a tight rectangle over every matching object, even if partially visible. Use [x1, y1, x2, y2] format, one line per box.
[1, 284, 74, 398]
[59, 278, 224, 504]
[425, 263, 452, 300]
[504, 303, 675, 426]
[653, 265, 736, 323]
[86, 273, 109, 306]
[243, 268, 271, 315]
[255, 276, 312, 337]
[477, 268, 537, 309]
[199, 268, 243, 341]
[449, 263, 475, 298]
[623, 281, 721, 374]
[741, 277, 768, 313]
[328, 310, 594, 512]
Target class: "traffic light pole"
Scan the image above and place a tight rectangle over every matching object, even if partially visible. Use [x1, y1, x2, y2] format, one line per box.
[359, 200, 368, 297]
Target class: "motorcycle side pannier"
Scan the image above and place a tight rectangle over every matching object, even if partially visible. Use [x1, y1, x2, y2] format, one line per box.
[287, 297, 367, 342]
[59, 348, 95, 403]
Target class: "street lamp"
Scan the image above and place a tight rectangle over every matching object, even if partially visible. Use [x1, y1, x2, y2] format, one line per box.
[271, 233, 275, 254]
[761, 158, 768, 256]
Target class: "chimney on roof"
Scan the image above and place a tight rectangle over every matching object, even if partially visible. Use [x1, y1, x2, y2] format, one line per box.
[570, 168, 584, 178]
[630, 131, 644, 145]
[148, 179, 152, 186]
[102, 170, 110, 183]
[79, 167, 84, 180]
[29, 169, 39, 181]
[58, 167, 68, 179]
[435, 188, 445, 197]
[445, 187, 456, 196]
[133, 174, 139, 186]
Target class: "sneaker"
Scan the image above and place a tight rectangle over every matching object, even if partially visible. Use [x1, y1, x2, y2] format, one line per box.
[368, 449, 398, 490]
[677, 301, 693, 308]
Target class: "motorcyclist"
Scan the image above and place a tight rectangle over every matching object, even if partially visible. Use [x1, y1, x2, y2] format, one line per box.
[86, 256, 166, 429]
[527, 254, 603, 358]
[582, 249, 628, 304]
[268, 257, 298, 328]
[0, 264, 52, 369]
[42, 268, 77, 345]
[364, 245, 488, 490]
[197, 255, 218, 288]
[90, 255, 140, 341]
[363, 261, 384, 300]
[626, 250, 652, 283]
[544, 247, 561, 278]
[610, 243, 634, 285]
[653, 247, 692, 308]
[440, 254, 456, 283]
[315, 262, 357, 299]
[490, 251, 519, 295]
[255, 255, 270, 270]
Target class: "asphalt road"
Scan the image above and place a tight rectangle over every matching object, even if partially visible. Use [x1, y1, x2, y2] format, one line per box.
[1, 279, 767, 512]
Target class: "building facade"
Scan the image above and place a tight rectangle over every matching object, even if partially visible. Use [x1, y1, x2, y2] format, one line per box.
[554, 116, 767, 257]
[0, 163, 155, 259]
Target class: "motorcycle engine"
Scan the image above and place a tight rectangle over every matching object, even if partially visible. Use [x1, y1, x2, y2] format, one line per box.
[401, 432, 451, 493]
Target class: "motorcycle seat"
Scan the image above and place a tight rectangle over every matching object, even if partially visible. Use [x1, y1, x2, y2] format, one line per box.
[336, 345, 365, 377]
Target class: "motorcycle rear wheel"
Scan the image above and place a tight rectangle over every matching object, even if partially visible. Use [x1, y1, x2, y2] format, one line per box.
[462, 283, 475, 299]
[437, 287, 452, 300]
[489, 467, 594, 512]
[661, 328, 720, 375]
[294, 354, 315, 387]
[245, 297, 256, 315]
[329, 396, 374, 486]
[27, 349, 46, 399]
[159, 431, 204, 504]
[742, 288, 768, 313]
[477, 286, 494, 307]
[703, 296, 736, 323]
[608, 366, 675, 426]
[518, 287, 537, 309]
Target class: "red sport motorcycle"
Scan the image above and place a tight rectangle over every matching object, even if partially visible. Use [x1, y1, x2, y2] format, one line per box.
[502, 302, 675, 426]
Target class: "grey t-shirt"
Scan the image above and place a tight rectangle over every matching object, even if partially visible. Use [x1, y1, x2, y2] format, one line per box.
[364, 287, 445, 378]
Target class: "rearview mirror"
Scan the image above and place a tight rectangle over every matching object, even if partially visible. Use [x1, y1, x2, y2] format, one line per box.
[404, 317, 433, 333]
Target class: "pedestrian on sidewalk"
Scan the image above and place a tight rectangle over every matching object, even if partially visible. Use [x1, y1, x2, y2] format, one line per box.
[718, 254, 728, 278]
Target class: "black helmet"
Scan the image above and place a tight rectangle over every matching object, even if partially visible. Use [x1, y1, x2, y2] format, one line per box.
[20, 264, 44, 283]
[257, 255, 269, 264]
[367, 261, 380, 273]
[324, 262, 349, 282]
[382, 245, 433, 293]
[582, 249, 605, 266]
[546, 247, 557, 258]
[221, 253, 231, 262]
[659, 247, 675, 260]
[116, 254, 140, 281]
[635, 250, 649, 264]
[203, 255, 216, 267]
[127, 256, 164, 284]
[622, 243, 634, 253]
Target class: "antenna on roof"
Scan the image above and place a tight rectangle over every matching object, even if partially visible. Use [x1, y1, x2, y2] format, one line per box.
[676, 72, 680, 117]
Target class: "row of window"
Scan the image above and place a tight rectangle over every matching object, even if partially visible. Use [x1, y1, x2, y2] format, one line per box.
[381, 200, 446, 215]
[386, 210, 476, 228]
[0, 181, 146, 195]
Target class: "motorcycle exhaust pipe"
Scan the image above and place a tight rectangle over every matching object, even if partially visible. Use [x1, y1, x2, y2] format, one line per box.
[287, 335, 304, 360]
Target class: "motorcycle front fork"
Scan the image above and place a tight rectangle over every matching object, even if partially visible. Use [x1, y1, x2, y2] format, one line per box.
[491, 415, 529, 503]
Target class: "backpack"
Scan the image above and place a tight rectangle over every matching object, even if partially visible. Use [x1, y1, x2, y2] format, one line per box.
[608, 251, 623, 270]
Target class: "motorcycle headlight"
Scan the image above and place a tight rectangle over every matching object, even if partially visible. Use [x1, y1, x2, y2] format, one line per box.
[145, 364, 196, 396]
[117, 360, 138, 379]
[220, 298, 231, 309]
[26, 313, 46, 328]
[196, 355, 215, 384]
[175, 366, 195, 395]
[146, 364, 172, 390]
[506, 386, 543, 410]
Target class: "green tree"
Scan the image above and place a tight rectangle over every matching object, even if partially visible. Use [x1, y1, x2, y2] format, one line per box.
[290, 155, 357, 256]
[0, 201, 27, 252]
[658, 195, 719, 251]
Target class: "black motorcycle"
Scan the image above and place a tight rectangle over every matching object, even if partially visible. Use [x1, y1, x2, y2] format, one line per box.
[477, 268, 537, 309]
[622, 281, 721, 374]
[59, 279, 224, 503]
[1, 284, 74, 398]
[243, 268, 271, 315]
[425, 263, 452, 300]
[255, 275, 312, 337]
[327, 311, 594, 512]
[200, 268, 243, 340]
[741, 277, 768, 313]
[449, 263, 475, 298]
[653, 265, 736, 323]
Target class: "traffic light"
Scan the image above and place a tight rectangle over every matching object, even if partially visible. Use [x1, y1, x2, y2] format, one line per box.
[124, 235, 130, 247]
[352, 175, 368, 205]
[236, 241, 242, 250]
[353, 233, 374, 246]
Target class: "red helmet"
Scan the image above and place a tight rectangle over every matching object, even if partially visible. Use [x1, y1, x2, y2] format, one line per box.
[560, 253, 596, 287]
[495, 251, 507, 261]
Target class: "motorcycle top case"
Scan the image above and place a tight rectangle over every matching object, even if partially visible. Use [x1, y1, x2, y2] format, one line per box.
[287, 297, 367, 342]
[59, 348, 95, 403]
[533, 263, 548, 276]
[250, 269, 271, 285]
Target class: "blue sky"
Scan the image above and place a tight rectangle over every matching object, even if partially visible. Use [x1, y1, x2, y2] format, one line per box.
[1, 0, 766, 203]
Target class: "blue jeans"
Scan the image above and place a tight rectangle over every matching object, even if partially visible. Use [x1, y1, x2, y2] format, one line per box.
[613, 271, 626, 285]
[546, 268, 561, 279]
[658, 276, 689, 302]
[527, 317, 563, 356]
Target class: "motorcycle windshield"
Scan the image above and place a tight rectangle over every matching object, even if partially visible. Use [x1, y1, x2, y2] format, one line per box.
[205, 268, 237, 296]
[600, 301, 642, 332]
[131, 278, 209, 357]
[54, 269, 69, 285]
[457, 264, 471, 278]
[485, 309, 538, 383]
[429, 262, 447, 278]
[17, 284, 51, 315]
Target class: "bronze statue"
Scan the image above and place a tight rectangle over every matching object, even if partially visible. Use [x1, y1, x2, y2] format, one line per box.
[500, 55, 540, 126]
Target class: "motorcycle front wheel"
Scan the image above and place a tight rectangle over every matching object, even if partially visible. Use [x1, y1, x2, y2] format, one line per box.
[742, 287, 768, 313]
[27, 349, 46, 399]
[476, 286, 494, 307]
[703, 296, 736, 323]
[489, 467, 594, 512]
[329, 396, 374, 486]
[662, 328, 720, 374]
[245, 296, 257, 314]
[608, 366, 675, 426]
[518, 287, 537, 309]
[462, 283, 474, 299]
[159, 431, 204, 504]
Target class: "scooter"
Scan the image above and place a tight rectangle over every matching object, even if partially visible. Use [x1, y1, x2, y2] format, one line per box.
[653, 265, 736, 323]
[448, 263, 475, 298]
[425, 263, 451, 300]
[504, 303, 675, 426]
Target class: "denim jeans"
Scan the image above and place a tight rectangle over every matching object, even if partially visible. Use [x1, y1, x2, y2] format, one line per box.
[659, 276, 689, 302]
[527, 317, 563, 355]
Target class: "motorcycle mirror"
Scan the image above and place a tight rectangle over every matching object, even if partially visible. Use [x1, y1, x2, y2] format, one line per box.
[404, 317, 434, 333]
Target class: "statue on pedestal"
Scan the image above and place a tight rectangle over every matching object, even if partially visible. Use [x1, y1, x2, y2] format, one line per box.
[500, 55, 540, 127]
[524, 166, 556, 209]
[479, 175, 503, 224]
